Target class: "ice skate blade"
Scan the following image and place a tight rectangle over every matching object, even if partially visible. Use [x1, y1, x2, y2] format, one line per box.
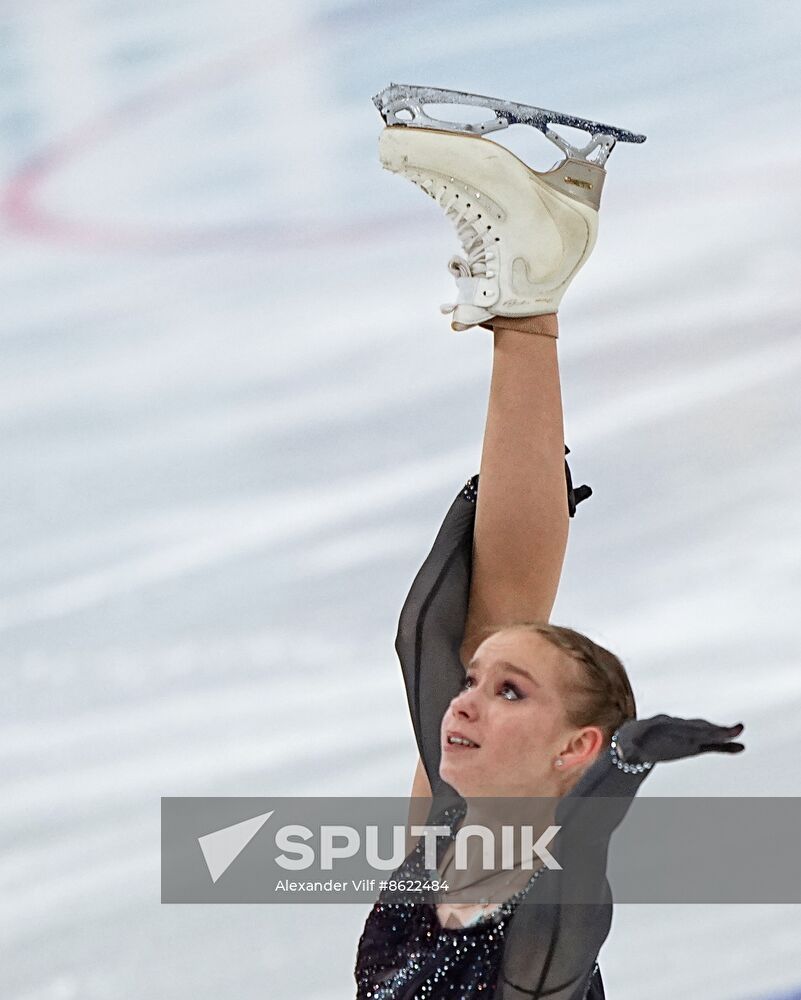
[373, 83, 646, 167]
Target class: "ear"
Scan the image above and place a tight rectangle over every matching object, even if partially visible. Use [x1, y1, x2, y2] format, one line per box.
[559, 726, 606, 769]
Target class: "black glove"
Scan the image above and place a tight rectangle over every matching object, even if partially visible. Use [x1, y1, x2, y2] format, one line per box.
[617, 714, 745, 764]
[564, 445, 592, 518]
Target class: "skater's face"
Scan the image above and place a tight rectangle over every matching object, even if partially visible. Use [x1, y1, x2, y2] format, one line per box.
[439, 628, 604, 798]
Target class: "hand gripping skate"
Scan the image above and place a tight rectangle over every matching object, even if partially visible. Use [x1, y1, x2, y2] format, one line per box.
[373, 84, 646, 330]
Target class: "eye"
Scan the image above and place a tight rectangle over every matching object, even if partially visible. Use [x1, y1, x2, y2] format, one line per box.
[500, 683, 522, 701]
[459, 675, 474, 691]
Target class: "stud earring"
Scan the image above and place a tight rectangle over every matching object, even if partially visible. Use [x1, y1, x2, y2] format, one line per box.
[554, 758, 564, 768]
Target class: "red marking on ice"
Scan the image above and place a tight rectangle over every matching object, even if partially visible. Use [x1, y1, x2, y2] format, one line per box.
[0, 23, 421, 252]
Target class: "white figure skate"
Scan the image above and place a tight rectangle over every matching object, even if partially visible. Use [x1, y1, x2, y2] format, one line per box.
[373, 83, 646, 330]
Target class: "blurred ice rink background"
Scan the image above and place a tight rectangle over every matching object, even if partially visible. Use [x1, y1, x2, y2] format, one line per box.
[2, 0, 800, 997]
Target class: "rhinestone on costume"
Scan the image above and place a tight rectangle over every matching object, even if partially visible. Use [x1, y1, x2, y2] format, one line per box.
[609, 729, 654, 774]
[354, 801, 549, 998]
[462, 475, 479, 504]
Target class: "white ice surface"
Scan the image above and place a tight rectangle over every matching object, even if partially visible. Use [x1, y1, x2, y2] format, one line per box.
[1, 1, 801, 998]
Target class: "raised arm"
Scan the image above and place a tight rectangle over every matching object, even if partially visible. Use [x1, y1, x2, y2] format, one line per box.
[461, 317, 577, 663]
[398, 314, 592, 812]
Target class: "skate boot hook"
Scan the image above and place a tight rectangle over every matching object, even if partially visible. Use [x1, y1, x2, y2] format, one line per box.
[372, 83, 646, 331]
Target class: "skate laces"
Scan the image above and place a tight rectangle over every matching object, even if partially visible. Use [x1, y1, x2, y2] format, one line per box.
[437, 189, 495, 277]
[434, 188, 496, 315]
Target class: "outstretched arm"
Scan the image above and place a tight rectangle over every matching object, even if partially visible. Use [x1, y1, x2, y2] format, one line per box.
[495, 716, 745, 1000]
[461, 316, 569, 663]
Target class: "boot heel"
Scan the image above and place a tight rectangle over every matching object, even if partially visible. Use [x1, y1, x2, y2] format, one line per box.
[535, 158, 607, 212]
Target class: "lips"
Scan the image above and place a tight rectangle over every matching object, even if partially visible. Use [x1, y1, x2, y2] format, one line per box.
[444, 729, 481, 750]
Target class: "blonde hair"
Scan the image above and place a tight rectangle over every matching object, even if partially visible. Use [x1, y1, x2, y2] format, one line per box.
[484, 622, 636, 741]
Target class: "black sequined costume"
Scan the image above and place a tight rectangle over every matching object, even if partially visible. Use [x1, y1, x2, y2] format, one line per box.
[356, 459, 651, 999]
[356, 799, 596, 1000]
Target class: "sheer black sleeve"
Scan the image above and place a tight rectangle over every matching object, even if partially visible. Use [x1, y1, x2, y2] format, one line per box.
[394, 476, 479, 805]
[494, 748, 653, 999]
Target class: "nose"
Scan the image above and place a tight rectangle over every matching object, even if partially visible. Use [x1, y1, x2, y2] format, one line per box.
[451, 685, 479, 720]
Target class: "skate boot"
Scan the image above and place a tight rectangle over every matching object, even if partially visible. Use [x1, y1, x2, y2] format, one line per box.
[373, 84, 646, 331]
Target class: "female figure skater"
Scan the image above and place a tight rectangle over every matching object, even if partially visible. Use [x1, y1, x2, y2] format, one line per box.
[354, 101, 745, 999]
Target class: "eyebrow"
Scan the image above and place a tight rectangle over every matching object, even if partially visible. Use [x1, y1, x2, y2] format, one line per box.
[466, 657, 541, 687]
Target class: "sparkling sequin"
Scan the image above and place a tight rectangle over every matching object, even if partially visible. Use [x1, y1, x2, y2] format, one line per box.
[461, 475, 479, 504]
[610, 728, 654, 773]
[355, 804, 547, 999]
